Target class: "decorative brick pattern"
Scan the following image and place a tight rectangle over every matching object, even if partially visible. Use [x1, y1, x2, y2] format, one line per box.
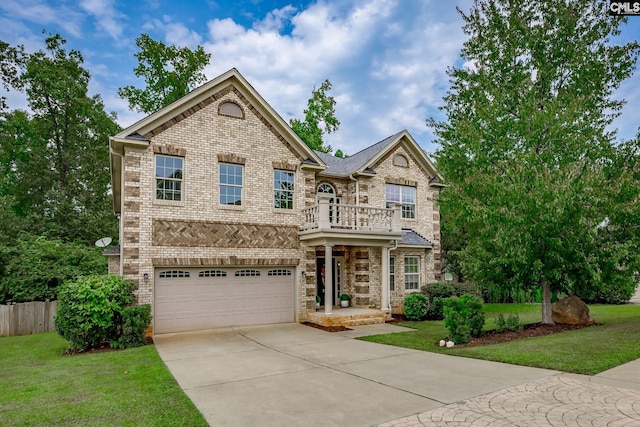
[152, 257, 299, 266]
[385, 177, 418, 187]
[272, 160, 297, 172]
[152, 144, 186, 157]
[152, 220, 299, 248]
[217, 153, 246, 165]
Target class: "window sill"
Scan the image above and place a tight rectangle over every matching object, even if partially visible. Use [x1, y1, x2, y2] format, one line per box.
[153, 199, 185, 208]
[273, 208, 296, 214]
[218, 204, 245, 211]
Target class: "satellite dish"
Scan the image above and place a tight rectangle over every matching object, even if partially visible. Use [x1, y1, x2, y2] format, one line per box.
[95, 237, 112, 248]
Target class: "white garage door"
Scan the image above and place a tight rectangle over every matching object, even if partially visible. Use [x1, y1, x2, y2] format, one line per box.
[154, 267, 295, 334]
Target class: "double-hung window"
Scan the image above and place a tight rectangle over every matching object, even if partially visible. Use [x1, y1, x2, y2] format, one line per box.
[404, 256, 420, 291]
[386, 184, 416, 219]
[219, 163, 243, 206]
[274, 170, 294, 209]
[156, 155, 183, 201]
[389, 256, 395, 291]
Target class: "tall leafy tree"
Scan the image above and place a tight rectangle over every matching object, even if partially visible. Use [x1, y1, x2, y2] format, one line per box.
[290, 79, 340, 154]
[0, 34, 120, 243]
[431, 0, 640, 323]
[118, 34, 211, 113]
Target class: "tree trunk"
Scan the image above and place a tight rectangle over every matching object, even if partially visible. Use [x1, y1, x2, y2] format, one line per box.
[541, 282, 554, 324]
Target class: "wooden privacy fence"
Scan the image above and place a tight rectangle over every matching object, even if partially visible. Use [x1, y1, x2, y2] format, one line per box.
[0, 301, 57, 337]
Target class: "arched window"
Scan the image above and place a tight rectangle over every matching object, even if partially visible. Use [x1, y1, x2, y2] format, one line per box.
[317, 183, 335, 195]
[219, 101, 244, 118]
[393, 154, 409, 167]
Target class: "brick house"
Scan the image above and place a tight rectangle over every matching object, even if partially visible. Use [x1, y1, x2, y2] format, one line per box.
[107, 68, 444, 334]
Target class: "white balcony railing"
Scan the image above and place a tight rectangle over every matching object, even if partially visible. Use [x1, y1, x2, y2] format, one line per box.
[301, 196, 402, 233]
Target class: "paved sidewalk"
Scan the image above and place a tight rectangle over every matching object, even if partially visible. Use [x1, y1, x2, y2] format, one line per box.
[378, 359, 640, 427]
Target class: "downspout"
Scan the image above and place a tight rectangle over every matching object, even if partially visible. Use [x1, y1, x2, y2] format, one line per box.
[387, 239, 398, 311]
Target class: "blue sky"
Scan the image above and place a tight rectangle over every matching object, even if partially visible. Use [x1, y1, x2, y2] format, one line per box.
[1, 0, 639, 155]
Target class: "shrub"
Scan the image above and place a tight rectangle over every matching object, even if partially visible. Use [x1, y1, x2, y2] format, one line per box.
[55, 275, 149, 351]
[576, 275, 638, 305]
[495, 313, 522, 333]
[495, 313, 507, 333]
[113, 305, 152, 349]
[426, 297, 446, 320]
[421, 282, 456, 300]
[0, 234, 107, 304]
[443, 295, 485, 344]
[505, 313, 522, 332]
[403, 293, 429, 321]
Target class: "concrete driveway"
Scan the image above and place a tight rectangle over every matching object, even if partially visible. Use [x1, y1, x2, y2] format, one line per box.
[154, 323, 559, 426]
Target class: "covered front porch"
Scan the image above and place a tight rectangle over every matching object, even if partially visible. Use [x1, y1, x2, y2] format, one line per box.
[306, 306, 389, 327]
[300, 196, 403, 324]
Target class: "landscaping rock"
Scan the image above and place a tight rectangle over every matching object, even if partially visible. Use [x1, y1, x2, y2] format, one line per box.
[552, 295, 595, 325]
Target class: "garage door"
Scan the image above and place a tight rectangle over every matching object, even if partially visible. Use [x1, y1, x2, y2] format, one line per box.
[154, 267, 295, 333]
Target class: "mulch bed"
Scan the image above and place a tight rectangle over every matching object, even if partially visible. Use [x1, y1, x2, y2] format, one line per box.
[302, 322, 352, 332]
[387, 314, 597, 347]
[451, 322, 597, 347]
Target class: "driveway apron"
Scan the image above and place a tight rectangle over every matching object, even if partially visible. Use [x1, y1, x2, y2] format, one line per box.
[154, 323, 560, 426]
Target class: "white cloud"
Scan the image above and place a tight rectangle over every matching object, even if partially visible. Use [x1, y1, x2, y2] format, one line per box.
[0, 0, 84, 38]
[79, 0, 125, 40]
[143, 16, 204, 48]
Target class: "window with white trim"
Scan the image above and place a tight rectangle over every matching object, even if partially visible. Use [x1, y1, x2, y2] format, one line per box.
[389, 256, 395, 291]
[219, 163, 243, 205]
[199, 270, 227, 277]
[274, 170, 294, 209]
[235, 269, 260, 277]
[404, 256, 420, 291]
[386, 184, 416, 219]
[159, 270, 190, 278]
[156, 155, 183, 201]
[267, 269, 292, 276]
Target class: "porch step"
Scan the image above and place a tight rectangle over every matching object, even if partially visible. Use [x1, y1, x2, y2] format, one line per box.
[306, 308, 389, 327]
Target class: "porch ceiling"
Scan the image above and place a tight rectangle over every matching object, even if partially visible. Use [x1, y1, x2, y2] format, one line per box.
[298, 229, 402, 247]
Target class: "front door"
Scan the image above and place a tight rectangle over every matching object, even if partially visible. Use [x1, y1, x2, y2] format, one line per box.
[316, 257, 344, 306]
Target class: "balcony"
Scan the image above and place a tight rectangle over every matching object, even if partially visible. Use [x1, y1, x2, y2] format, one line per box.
[299, 196, 402, 245]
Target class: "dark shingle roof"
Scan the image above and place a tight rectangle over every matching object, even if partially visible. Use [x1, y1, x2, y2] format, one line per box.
[102, 245, 121, 256]
[399, 229, 433, 247]
[314, 131, 404, 177]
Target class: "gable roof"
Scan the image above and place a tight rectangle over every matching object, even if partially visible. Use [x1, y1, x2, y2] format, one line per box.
[315, 130, 444, 185]
[109, 68, 326, 213]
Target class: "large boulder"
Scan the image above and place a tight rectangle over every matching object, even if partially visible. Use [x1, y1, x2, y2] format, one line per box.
[552, 295, 595, 325]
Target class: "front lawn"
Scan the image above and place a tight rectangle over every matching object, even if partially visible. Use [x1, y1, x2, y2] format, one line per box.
[0, 333, 207, 426]
[361, 304, 640, 375]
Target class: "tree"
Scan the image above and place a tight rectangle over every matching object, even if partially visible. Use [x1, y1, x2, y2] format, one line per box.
[290, 79, 340, 154]
[0, 34, 120, 243]
[118, 34, 211, 114]
[431, 0, 640, 323]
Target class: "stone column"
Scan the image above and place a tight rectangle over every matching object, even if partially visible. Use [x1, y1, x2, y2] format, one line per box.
[381, 246, 390, 312]
[325, 244, 333, 315]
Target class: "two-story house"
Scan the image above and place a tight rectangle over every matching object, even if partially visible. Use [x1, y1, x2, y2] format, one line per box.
[107, 69, 444, 334]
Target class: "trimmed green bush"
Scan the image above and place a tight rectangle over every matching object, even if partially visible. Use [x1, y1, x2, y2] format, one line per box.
[55, 275, 149, 351]
[443, 295, 485, 344]
[403, 293, 429, 321]
[113, 305, 152, 349]
[495, 313, 522, 333]
[426, 296, 446, 320]
[421, 282, 456, 300]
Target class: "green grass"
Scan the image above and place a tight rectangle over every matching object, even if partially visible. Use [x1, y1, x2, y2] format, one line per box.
[0, 333, 208, 426]
[361, 303, 640, 375]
